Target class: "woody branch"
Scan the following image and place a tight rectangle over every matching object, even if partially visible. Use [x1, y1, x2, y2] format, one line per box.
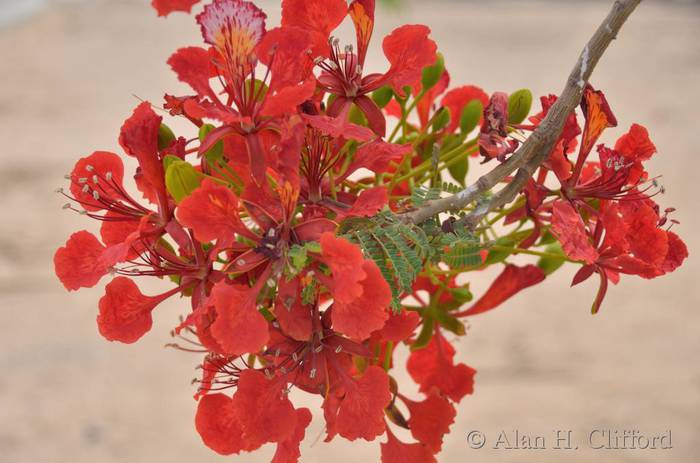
[400, 0, 642, 226]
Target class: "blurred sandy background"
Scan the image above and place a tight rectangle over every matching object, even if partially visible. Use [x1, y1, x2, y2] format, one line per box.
[1, 0, 698, 462]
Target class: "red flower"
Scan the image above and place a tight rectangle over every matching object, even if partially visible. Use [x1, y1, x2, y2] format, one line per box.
[290, 0, 437, 136]
[152, 0, 201, 17]
[97, 277, 181, 343]
[324, 365, 392, 441]
[407, 332, 476, 403]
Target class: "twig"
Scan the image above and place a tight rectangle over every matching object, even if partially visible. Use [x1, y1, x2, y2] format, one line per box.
[400, 0, 642, 226]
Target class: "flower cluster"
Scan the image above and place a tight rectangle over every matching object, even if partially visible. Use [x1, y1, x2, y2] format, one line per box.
[54, 0, 687, 461]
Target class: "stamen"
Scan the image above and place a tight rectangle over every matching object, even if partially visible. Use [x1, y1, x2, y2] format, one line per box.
[335, 345, 342, 353]
[85, 165, 94, 172]
[309, 368, 316, 379]
[314, 345, 323, 353]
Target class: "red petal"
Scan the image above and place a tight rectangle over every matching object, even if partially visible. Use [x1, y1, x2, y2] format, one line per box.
[195, 393, 246, 455]
[339, 187, 388, 218]
[407, 333, 476, 403]
[197, 0, 266, 81]
[261, 78, 317, 118]
[258, 26, 327, 93]
[152, 0, 200, 17]
[382, 25, 437, 94]
[550, 200, 599, 264]
[580, 85, 617, 157]
[274, 278, 313, 341]
[332, 260, 391, 340]
[54, 231, 107, 291]
[355, 95, 386, 137]
[168, 47, 217, 99]
[281, 0, 347, 36]
[344, 140, 411, 177]
[661, 231, 688, 274]
[271, 408, 312, 463]
[404, 393, 456, 453]
[441, 85, 489, 133]
[232, 370, 297, 447]
[332, 366, 392, 441]
[348, 0, 375, 65]
[69, 151, 125, 212]
[301, 113, 376, 142]
[619, 200, 667, 268]
[615, 123, 656, 162]
[380, 428, 436, 463]
[97, 277, 163, 343]
[377, 310, 420, 343]
[119, 102, 166, 204]
[176, 179, 256, 244]
[461, 264, 545, 317]
[210, 282, 270, 355]
[320, 233, 367, 304]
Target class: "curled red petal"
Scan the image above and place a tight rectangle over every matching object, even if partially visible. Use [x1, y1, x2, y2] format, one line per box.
[54, 231, 107, 291]
[461, 264, 546, 317]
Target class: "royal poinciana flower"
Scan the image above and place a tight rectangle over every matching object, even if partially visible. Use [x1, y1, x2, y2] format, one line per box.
[53, 1, 687, 462]
[283, 0, 437, 136]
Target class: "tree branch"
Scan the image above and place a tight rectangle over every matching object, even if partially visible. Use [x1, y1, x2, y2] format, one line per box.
[400, 0, 642, 226]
